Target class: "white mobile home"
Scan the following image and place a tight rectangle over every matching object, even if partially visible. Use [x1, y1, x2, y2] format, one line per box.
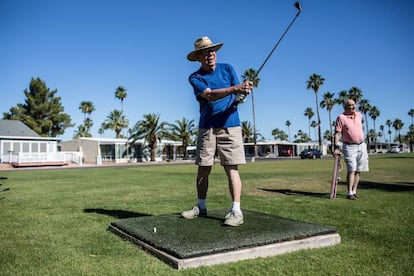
[0, 120, 66, 166]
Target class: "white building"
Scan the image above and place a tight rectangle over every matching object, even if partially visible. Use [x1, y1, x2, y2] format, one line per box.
[61, 137, 183, 164]
[0, 120, 69, 167]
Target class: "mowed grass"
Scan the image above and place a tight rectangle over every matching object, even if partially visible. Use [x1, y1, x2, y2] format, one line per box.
[0, 154, 413, 275]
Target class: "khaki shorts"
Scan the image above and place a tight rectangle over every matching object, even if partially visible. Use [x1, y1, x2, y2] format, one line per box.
[196, 127, 246, 166]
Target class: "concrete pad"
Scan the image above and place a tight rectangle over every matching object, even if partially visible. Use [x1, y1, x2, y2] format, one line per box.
[109, 209, 341, 269]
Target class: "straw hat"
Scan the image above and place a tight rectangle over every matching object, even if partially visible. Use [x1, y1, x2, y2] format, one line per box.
[187, 36, 223, 61]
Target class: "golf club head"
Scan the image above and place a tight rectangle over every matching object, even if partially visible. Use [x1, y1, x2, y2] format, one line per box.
[294, 2, 302, 12]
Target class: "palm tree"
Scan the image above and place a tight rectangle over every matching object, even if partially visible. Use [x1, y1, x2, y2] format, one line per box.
[348, 87, 363, 103]
[73, 124, 91, 138]
[293, 129, 310, 143]
[337, 90, 348, 105]
[306, 73, 325, 148]
[271, 128, 288, 141]
[368, 129, 377, 146]
[129, 113, 167, 162]
[386, 119, 392, 146]
[409, 109, 414, 126]
[408, 109, 414, 151]
[323, 129, 332, 142]
[102, 109, 129, 138]
[115, 86, 128, 112]
[377, 131, 383, 144]
[79, 101, 95, 120]
[165, 118, 196, 160]
[83, 117, 93, 134]
[320, 92, 336, 150]
[98, 125, 105, 137]
[303, 107, 314, 140]
[241, 120, 254, 143]
[242, 68, 261, 157]
[311, 120, 318, 141]
[392, 119, 404, 144]
[379, 125, 385, 143]
[286, 120, 292, 142]
[358, 99, 371, 145]
[78, 101, 95, 137]
[368, 105, 380, 151]
[408, 125, 414, 152]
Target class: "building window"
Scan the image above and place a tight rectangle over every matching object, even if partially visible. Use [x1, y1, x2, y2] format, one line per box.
[40, 143, 47, 152]
[22, 142, 30, 152]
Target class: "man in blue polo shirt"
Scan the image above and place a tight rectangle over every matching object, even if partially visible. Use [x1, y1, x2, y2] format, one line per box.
[181, 36, 253, 226]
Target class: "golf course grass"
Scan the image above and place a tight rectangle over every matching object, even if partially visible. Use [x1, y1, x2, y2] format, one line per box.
[0, 153, 413, 275]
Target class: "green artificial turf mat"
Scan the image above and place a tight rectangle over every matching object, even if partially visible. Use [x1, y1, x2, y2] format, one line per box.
[110, 209, 337, 259]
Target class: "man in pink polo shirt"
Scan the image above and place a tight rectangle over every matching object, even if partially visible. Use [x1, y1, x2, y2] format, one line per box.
[334, 99, 369, 200]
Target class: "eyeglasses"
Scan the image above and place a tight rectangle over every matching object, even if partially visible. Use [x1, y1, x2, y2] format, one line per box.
[199, 49, 216, 55]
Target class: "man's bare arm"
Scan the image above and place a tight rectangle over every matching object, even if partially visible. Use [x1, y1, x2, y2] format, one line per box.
[200, 81, 253, 101]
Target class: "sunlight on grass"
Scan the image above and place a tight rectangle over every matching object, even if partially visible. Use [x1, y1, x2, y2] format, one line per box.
[0, 154, 413, 275]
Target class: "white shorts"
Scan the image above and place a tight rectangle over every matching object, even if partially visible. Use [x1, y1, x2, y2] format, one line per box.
[195, 127, 246, 166]
[343, 142, 369, 172]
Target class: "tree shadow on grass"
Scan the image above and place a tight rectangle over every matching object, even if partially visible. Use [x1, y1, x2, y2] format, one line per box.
[84, 208, 151, 219]
[0, 186, 10, 201]
[358, 181, 414, 192]
[259, 188, 329, 198]
[259, 181, 414, 198]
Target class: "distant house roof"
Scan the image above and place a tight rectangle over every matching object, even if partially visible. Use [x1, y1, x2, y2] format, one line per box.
[0, 120, 40, 137]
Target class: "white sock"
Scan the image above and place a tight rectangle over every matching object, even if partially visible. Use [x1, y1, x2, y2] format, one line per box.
[232, 202, 241, 214]
[197, 199, 206, 209]
[353, 190, 357, 195]
[347, 191, 354, 196]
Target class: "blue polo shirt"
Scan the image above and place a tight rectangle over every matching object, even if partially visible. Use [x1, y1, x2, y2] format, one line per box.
[189, 63, 241, 128]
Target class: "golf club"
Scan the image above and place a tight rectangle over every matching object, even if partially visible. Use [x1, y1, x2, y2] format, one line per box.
[330, 154, 341, 199]
[234, 1, 302, 106]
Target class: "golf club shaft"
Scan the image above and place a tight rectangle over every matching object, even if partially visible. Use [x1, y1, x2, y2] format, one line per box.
[330, 154, 340, 199]
[254, 7, 301, 79]
[234, 2, 302, 107]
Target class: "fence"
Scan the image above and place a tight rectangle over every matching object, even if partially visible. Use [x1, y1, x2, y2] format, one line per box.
[1, 152, 83, 166]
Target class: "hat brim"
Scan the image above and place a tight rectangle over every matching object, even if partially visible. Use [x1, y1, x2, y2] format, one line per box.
[187, 43, 223, 61]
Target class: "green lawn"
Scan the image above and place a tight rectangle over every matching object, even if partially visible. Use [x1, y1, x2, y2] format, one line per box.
[1, 154, 413, 275]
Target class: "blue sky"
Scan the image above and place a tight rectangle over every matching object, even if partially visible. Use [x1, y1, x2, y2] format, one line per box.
[1, 0, 413, 142]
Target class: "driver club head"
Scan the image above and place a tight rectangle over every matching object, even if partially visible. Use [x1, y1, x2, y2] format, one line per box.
[294, 2, 302, 12]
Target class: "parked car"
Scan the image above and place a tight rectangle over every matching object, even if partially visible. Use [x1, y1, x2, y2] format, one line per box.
[300, 148, 322, 159]
[279, 148, 293, 157]
[388, 146, 400, 153]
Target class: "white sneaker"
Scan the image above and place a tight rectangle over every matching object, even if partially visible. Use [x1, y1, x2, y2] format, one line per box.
[181, 205, 207, 219]
[224, 211, 244, 226]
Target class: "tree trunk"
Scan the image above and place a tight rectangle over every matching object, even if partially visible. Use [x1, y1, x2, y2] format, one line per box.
[315, 93, 322, 148]
[251, 90, 258, 158]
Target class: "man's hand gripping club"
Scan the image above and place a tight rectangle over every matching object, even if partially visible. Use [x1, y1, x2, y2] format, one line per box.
[234, 81, 253, 105]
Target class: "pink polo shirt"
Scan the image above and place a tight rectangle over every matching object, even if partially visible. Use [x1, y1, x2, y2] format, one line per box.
[335, 111, 364, 144]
